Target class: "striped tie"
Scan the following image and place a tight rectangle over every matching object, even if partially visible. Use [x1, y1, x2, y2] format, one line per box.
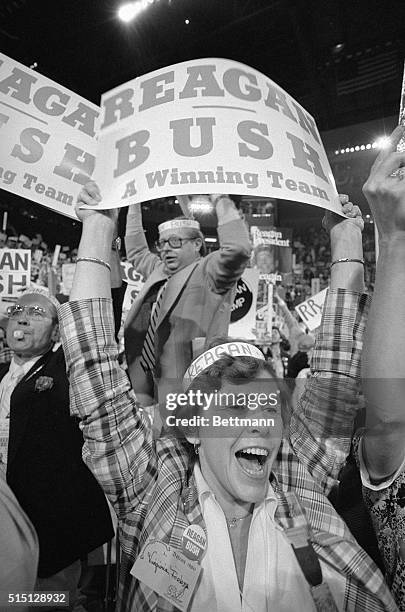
[140, 281, 167, 373]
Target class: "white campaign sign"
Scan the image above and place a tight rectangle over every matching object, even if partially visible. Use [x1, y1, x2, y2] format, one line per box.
[93, 58, 342, 214]
[0, 54, 344, 219]
[295, 288, 328, 331]
[0, 53, 99, 219]
[0, 248, 31, 297]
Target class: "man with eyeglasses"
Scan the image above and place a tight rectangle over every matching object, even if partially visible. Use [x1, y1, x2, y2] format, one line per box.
[0, 288, 113, 610]
[120, 192, 252, 407]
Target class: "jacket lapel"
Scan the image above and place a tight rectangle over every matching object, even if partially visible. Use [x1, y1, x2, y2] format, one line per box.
[157, 261, 199, 327]
[7, 351, 52, 468]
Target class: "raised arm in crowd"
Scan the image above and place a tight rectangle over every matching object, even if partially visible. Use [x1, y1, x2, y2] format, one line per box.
[360, 125, 405, 608]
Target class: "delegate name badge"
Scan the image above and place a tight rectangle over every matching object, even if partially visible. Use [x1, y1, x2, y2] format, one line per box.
[311, 582, 339, 612]
[131, 539, 201, 611]
[181, 524, 207, 561]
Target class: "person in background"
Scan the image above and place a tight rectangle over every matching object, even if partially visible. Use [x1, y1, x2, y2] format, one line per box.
[287, 332, 316, 381]
[266, 325, 288, 378]
[0, 325, 13, 364]
[356, 125, 405, 609]
[110, 185, 250, 407]
[59, 188, 397, 611]
[0, 471, 39, 612]
[274, 292, 308, 357]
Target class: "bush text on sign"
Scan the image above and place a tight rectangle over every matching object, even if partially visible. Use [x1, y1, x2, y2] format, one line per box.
[94, 58, 342, 212]
[0, 55, 344, 217]
[0, 53, 98, 218]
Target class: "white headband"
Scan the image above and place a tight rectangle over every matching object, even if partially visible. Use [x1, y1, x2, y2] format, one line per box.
[159, 219, 200, 233]
[183, 342, 265, 389]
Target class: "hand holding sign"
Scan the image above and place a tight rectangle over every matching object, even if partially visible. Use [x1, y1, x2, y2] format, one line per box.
[323, 194, 364, 238]
[76, 181, 119, 225]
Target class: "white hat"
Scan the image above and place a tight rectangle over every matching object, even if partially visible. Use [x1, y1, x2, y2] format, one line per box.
[158, 219, 200, 234]
[21, 286, 60, 313]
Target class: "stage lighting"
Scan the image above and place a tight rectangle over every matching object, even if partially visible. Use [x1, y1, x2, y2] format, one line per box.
[118, 1, 146, 23]
[373, 136, 390, 149]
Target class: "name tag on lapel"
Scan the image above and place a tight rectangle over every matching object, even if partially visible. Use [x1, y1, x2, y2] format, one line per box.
[131, 539, 201, 611]
[311, 582, 339, 612]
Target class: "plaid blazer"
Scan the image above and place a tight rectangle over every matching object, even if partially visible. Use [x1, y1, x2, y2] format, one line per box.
[60, 289, 397, 612]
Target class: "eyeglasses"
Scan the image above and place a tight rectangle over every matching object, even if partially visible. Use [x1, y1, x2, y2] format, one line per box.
[6, 304, 50, 321]
[155, 237, 193, 251]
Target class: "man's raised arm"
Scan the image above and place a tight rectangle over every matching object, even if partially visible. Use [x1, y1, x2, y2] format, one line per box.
[205, 195, 252, 291]
[125, 202, 161, 277]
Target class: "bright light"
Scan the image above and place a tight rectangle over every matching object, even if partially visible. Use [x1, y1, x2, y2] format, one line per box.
[118, 1, 150, 23]
[188, 196, 213, 215]
[373, 136, 391, 149]
[185, 18, 190, 24]
[205, 237, 217, 243]
[366, 143, 372, 149]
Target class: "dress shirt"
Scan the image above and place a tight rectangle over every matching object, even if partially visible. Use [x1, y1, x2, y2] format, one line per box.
[192, 463, 344, 611]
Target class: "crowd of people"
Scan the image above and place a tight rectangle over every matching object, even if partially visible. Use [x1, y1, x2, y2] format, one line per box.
[0, 125, 404, 612]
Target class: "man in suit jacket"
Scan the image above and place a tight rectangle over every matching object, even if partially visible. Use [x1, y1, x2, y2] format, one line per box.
[0, 288, 113, 610]
[123, 194, 252, 406]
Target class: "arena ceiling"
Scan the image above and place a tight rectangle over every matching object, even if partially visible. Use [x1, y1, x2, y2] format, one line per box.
[0, 0, 404, 241]
[1, 0, 404, 131]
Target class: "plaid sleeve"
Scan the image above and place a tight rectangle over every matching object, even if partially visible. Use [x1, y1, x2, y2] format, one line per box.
[290, 289, 371, 496]
[59, 298, 157, 519]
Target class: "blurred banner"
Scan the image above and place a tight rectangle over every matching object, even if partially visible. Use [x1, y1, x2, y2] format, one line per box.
[61, 262, 76, 295]
[0, 53, 98, 218]
[0, 248, 31, 298]
[250, 225, 293, 283]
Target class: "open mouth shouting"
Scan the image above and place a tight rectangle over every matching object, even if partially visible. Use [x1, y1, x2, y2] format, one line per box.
[235, 446, 270, 478]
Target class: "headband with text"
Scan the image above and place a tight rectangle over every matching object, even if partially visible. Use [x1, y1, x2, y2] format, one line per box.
[183, 341, 265, 389]
[159, 219, 201, 234]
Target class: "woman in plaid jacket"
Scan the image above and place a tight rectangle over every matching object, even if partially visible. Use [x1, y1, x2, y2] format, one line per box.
[61, 185, 397, 611]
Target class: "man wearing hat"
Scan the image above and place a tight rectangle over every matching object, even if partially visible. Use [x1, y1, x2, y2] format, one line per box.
[123, 194, 251, 406]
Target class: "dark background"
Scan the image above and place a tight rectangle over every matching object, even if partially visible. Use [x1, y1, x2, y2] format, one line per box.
[0, 0, 404, 243]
